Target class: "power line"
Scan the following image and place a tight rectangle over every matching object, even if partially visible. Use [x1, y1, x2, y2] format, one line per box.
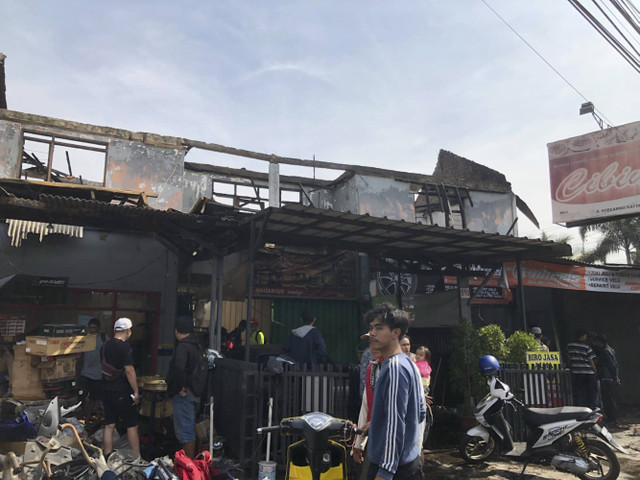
[604, 0, 640, 45]
[568, 0, 640, 70]
[601, 0, 640, 47]
[480, 0, 615, 126]
[567, 0, 640, 75]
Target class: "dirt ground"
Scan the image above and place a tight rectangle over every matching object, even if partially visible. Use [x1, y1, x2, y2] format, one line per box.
[422, 421, 640, 480]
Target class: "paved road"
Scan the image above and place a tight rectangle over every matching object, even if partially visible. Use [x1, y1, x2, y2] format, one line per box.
[422, 424, 640, 479]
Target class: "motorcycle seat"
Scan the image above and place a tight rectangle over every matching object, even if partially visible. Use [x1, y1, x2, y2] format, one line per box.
[523, 406, 592, 426]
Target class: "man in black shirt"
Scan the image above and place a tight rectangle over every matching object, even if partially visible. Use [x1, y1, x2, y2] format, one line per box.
[593, 333, 621, 425]
[101, 317, 140, 456]
[166, 316, 201, 459]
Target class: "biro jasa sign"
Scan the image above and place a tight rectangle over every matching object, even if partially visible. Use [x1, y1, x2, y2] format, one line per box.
[525, 351, 563, 407]
[548, 120, 640, 226]
[526, 351, 561, 367]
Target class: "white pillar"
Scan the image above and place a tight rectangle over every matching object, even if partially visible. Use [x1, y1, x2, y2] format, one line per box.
[268, 161, 280, 208]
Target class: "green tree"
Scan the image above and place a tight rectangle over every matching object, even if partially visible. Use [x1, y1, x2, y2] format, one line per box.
[505, 331, 539, 363]
[540, 230, 573, 245]
[449, 319, 484, 412]
[579, 218, 640, 265]
[478, 324, 507, 362]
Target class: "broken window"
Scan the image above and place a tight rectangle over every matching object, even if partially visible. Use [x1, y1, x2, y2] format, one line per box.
[210, 178, 309, 211]
[414, 184, 472, 229]
[20, 131, 108, 186]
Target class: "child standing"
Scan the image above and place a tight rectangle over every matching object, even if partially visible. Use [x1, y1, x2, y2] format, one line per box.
[414, 346, 432, 391]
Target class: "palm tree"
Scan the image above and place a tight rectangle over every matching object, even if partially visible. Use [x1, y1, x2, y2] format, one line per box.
[540, 231, 573, 245]
[578, 218, 640, 265]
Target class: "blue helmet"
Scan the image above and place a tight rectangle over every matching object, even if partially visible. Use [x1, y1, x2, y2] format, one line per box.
[479, 355, 501, 376]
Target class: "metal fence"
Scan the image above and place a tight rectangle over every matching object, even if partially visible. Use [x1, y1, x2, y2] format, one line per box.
[501, 363, 573, 441]
[257, 364, 359, 467]
[211, 360, 573, 468]
[211, 360, 358, 470]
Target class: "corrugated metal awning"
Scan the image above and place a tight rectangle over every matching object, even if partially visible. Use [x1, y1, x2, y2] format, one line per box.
[239, 204, 571, 266]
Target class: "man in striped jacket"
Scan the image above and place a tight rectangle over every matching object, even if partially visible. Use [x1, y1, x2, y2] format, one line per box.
[365, 304, 425, 480]
[567, 328, 598, 409]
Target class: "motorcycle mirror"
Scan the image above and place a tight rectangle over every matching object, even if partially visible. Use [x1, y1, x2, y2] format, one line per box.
[38, 397, 60, 437]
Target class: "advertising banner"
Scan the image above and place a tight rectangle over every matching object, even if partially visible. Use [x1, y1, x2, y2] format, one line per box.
[253, 249, 357, 298]
[548, 121, 640, 225]
[504, 260, 640, 294]
[374, 269, 512, 305]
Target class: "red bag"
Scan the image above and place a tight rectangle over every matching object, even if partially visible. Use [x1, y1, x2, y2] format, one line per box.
[193, 451, 212, 480]
[174, 449, 211, 480]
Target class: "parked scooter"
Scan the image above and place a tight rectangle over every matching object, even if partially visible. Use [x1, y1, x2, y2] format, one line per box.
[257, 412, 360, 480]
[460, 355, 628, 480]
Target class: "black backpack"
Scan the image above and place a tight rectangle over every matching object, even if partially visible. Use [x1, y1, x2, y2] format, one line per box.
[189, 344, 209, 397]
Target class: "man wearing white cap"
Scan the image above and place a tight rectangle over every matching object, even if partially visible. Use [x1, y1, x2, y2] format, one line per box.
[101, 317, 140, 456]
[531, 327, 549, 352]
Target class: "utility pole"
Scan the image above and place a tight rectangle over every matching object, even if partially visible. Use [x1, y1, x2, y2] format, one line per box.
[0, 53, 7, 109]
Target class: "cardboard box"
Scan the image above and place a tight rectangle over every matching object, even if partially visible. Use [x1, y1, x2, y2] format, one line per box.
[10, 346, 45, 399]
[195, 419, 215, 442]
[38, 355, 77, 381]
[25, 334, 96, 356]
[139, 398, 173, 418]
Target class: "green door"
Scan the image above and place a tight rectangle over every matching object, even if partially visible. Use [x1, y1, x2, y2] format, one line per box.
[271, 298, 361, 365]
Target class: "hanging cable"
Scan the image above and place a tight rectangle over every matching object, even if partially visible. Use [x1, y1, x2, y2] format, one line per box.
[480, 0, 615, 126]
[612, 0, 640, 35]
[596, 0, 640, 49]
[567, 0, 640, 73]
[590, 0, 640, 62]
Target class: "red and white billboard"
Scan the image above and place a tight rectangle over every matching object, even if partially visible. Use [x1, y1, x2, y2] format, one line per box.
[548, 121, 640, 225]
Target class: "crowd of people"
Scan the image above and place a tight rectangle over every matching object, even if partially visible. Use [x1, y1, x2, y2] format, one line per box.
[81, 315, 206, 460]
[355, 305, 433, 480]
[567, 328, 622, 427]
[76, 307, 621, 480]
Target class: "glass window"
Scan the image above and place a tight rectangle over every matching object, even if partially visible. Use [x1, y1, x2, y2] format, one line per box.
[77, 291, 115, 308]
[117, 293, 157, 310]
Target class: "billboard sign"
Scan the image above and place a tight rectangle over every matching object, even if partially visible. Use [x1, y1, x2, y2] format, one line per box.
[548, 121, 640, 225]
[503, 260, 640, 294]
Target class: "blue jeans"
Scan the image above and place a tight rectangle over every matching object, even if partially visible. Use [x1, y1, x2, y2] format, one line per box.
[172, 391, 199, 443]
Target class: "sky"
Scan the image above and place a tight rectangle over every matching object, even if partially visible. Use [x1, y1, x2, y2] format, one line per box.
[2, 1, 639, 260]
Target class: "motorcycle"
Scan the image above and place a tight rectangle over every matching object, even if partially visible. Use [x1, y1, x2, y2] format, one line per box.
[459, 355, 628, 480]
[257, 412, 360, 480]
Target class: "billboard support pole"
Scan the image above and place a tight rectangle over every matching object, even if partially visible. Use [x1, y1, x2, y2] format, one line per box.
[516, 258, 527, 331]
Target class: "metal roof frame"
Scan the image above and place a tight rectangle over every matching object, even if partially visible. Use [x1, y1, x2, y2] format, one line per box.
[0, 180, 572, 268]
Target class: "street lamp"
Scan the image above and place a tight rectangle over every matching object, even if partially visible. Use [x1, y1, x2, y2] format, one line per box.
[579, 101, 606, 130]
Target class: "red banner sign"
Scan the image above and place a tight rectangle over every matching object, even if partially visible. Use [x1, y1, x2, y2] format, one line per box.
[548, 121, 640, 225]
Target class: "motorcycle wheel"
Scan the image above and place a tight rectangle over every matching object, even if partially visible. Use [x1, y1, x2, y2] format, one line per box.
[577, 438, 621, 480]
[459, 434, 496, 464]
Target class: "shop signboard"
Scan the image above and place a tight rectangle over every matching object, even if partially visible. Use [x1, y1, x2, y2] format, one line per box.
[252, 249, 356, 298]
[524, 351, 563, 407]
[548, 120, 640, 226]
[0, 275, 67, 305]
[526, 351, 561, 368]
[503, 260, 640, 294]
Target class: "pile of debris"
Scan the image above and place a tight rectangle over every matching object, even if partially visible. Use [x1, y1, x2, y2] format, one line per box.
[0, 397, 243, 480]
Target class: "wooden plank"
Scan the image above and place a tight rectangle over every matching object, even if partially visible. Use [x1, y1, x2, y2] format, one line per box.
[0, 178, 158, 197]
